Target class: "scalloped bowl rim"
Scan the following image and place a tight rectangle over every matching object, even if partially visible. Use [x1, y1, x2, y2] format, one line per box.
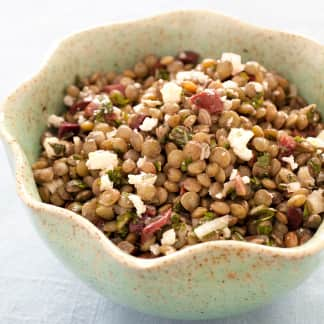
[1, 9, 324, 271]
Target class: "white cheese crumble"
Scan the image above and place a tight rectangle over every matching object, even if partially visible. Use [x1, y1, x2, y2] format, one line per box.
[141, 99, 162, 107]
[92, 94, 111, 105]
[43, 178, 63, 194]
[133, 103, 145, 113]
[242, 176, 251, 184]
[282, 155, 298, 170]
[222, 80, 238, 89]
[214, 192, 224, 199]
[200, 143, 211, 160]
[161, 229, 176, 246]
[99, 174, 114, 191]
[287, 182, 301, 193]
[149, 244, 161, 256]
[222, 227, 231, 239]
[63, 95, 74, 107]
[194, 215, 231, 240]
[307, 189, 324, 214]
[43, 137, 62, 158]
[128, 172, 157, 188]
[106, 128, 117, 139]
[77, 114, 86, 125]
[176, 70, 209, 84]
[221, 53, 244, 75]
[228, 128, 254, 161]
[229, 169, 238, 181]
[160, 82, 182, 103]
[139, 117, 158, 131]
[86, 150, 118, 171]
[47, 114, 64, 128]
[306, 130, 324, 149]
[128, 194, 146, 217]
[136, 157, 147, 168]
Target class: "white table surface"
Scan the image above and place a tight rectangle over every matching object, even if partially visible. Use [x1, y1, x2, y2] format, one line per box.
[1, 1, 324, 323]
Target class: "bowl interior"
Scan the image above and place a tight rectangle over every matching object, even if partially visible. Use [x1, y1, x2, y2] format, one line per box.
[2, 10, 324, 237]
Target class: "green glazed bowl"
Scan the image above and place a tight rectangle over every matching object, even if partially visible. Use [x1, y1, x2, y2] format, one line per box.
[1, 10, 324, 320]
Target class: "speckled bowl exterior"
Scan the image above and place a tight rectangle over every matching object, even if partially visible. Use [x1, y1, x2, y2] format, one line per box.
[1, 10, 324, 320]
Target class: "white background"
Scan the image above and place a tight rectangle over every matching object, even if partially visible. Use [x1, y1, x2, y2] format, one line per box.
[0, 1, 324, 323]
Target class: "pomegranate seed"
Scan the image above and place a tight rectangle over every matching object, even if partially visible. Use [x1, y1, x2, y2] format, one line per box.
[177, 50, 200, 65]
[103, 84, 126, 95]
[58, 122, 80, 138]
[69, 100, 91, 114]
[84, 102, 99, 117]
[278, 134, 296, 157]
[287, 207, 303, 230]
[128, 114, 147, 129]
[190, 89, 224, 114]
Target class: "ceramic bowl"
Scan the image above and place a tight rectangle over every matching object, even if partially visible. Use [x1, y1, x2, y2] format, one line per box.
[1, 10, 324, 320]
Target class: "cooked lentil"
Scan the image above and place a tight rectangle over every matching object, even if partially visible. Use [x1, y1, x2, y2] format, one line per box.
[34, 51, 324, 258]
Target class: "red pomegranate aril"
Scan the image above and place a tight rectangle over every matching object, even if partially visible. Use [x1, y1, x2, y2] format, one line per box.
[104, 113, 117, 122]
[144, 205, 157, 217]
[103, 84, 126, 95]
[190, 89, 224, 114]
[141, 209, 172, 243]
[58, 122, 80, 138]
[69, 100, 91, 114]
[179, 185, 186, 195]
[84, 102, 99, 117]
[287, 207, 303, 230]
[278, 134, 296, 157]
[177, 50, 200, 65]
[128, 114, 147, 129]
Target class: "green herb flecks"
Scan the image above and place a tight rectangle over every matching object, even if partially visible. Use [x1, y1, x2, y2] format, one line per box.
[116, 211, 134, 232]
[157, 69, 170, 80]
[154, 161, 162, 172]
[303, 203, 310, 220]
[251, 93, 264, 109]
[257, 223, 272, 235]
[110, 92, 129, 107]
[203, 211, 216, 221]
[107, 167, 125, 187]
[308, 160, 321, 175]
[180, 157, 192, 172]
[294, 136, 304, 143]
[256, 152, 271, 167]
[250, 177, 262, 191]
[169, 126, 192, 148]
[173, 201, 186, 214]
[49, 143, 66, 156]
[171, 213, 181, 229]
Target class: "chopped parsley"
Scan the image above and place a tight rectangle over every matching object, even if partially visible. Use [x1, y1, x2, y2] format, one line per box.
[107, 167, 124, 187]
[154, 160, 162, 172]
[251, 94, 264, 109]
[203, 211, 216, 220]
[169, 126, 192, 148]
[180, 157, 192, 172]
[294, 136, 304, 143]
[49, 143, 66, 156]
[256, 153, 271, 167]
[308, 160, 321, 175]
[303, 203, 310, 220]
[171, 213, 181, 229]
[157, 69, 170, 80]
[110, 92, 129, 107]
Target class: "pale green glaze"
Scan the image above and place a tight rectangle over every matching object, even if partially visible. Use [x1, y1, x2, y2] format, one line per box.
[1, 10, 324, 320]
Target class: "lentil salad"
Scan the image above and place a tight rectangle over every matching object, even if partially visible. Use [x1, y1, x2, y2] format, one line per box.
[33, 51, 324, 258]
